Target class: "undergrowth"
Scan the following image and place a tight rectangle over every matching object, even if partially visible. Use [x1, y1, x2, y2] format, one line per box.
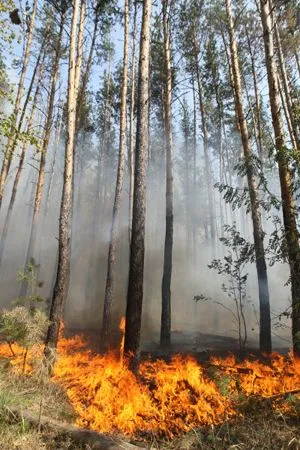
[0, 354, 299, 449]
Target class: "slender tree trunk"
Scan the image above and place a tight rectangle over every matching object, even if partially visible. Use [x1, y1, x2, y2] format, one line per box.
[160, 0, 173, 348]
[74, 0, 86, 110]
[101, 0, 129, 350]
[182, 104, 191, 260]
[295, 52, 300, 79]
[129, 0, 138, 242]
[278, 74, 297, 149]
[260, 0, 300, 356]
[192, 75, 197, 267]
[274, 16, 300, 149]
[0, 63, 44, 268]
[45, 0, 81, 354]
[192, 34, 215, 242]
[226, 0, 271, 352]
[44, 110, 63, 219]
[75, 8, 99, 135]
[124, 0, 152, 368]
[10, 37, 47, 155]
[0, 0, 38, 207]
[220, 27, 240, 133]
[20, 17, 64, 297]
[246, 29, 264, 162]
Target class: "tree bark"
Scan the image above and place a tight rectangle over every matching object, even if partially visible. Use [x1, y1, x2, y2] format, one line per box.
[129, 0, 138, 243]
[101, 0, 129, 351]
[0, 0, 38, 208]
[226, 0, 272, 352]
[0, 62, 44, 268]
[260, 0, 300, 356]
[160, 0, 173, 349]
[246, 28, 264, 162]
[192, 33, 215, 242]
[45, 0, 81, 354]
[124, 0, 152, 368]
[75, 7, 99, 136]
[20, 16, 64, 297]
[274, 15, 300, 149]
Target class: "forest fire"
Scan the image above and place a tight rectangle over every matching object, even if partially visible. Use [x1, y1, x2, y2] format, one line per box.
[0, 328, 299, 438]
[53, 337, 300, 437]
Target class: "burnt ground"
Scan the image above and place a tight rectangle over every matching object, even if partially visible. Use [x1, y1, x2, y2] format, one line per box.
[67, 328, 290, 362]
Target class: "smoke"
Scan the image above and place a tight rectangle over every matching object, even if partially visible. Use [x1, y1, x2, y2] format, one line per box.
[0, 125, 292, 351]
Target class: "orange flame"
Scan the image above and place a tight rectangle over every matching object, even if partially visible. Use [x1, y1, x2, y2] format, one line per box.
[0, 333, 299, 438]
[119, 316, 126, 363]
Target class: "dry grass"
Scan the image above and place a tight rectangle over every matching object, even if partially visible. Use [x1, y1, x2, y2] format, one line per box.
[0, 357, 78, 449]
[0, 355, 299, 449]
[151, 396, 300, 449]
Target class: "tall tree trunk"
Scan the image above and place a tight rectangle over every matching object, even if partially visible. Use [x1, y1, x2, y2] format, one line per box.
[295, 52, 300, 79]
[75, 8, 99, 135]
[45, 0, 81, 354]
[260, 0, 300, 356]
[192, 34, 215, 242]
[44, 110, 63, 219]
[129, 0, 138, 242]
[182, 103, 191, 260]
[0, 63, 44, 268]
[226, 0, 272, 352]
[124, 0, 152, 368]
[0, 0, 38, 207]
[20, 16, 64, 297]
[101, 0, 129, 350]
[74, 0, 85, 110]
[192, 75, 197, 267]
[160, 0, 173, 348]
[278, 74, 297, 149]
[274, 16, 300, 149]
[246, 29, 264, 162]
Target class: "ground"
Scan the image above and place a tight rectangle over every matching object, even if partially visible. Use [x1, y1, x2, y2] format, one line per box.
[0, 347, 299, 450]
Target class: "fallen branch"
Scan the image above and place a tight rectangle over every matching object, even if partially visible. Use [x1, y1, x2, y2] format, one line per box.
[263, 389, 300, 402]
[236, 389, 300, 409]
[8, 407, 146, 450]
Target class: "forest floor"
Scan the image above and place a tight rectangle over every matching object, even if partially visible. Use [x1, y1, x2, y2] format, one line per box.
[0, 349, 299, 450]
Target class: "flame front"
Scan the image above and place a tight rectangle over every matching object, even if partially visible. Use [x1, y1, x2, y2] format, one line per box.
[119, 316, 126, 363]
[0, 334, 299, 438]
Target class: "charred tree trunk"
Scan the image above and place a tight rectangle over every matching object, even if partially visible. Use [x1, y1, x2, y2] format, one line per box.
[0, 0, 38, 208]
[226, 0, 271, 352]
[260, 0, 300, 356]
[124, 0, 152, 368]
[101, 0, 129, 350]
[45, 0, 81, 354]
[160, 0, 173, 349]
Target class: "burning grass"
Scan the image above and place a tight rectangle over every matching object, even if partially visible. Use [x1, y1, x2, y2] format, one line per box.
[0, 330, 299, 448]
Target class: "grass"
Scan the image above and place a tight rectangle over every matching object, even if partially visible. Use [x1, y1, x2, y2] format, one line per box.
[0, 355, 299, 449]
[0, 357, 78, 449]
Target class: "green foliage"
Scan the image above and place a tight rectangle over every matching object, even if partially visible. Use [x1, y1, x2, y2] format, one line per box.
[16, 258, 45, 312]
[0, 260, 48, 353]
[0, 307, 49, 349]
[196, 225, 253, 351]
[215, 154, 281, 214]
